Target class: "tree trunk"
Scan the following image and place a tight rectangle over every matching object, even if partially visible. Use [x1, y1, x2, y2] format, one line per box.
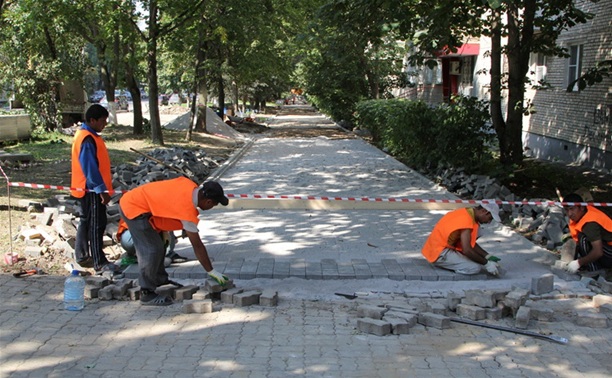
[126, 73, 143, 135]
[195, 29, 208, 132]
[147, 0, 164, 145]
[217, 73, 225, 124]
[489, 10, 507, 163]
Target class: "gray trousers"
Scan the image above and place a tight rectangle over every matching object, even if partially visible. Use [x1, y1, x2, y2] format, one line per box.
[119, 208, 168, 291]
[433, 248, 483, 275]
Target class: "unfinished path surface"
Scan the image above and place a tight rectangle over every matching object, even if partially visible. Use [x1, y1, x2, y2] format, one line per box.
[124, 105, 556, 286]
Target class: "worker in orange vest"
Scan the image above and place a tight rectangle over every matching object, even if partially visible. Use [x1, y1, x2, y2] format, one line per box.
[562, 193, 612, 273]
[421, 201, 502, 276]
[119, 178, 229, 306]
[71, 104, 119, 275]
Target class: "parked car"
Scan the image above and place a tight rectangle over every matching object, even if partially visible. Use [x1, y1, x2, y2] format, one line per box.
[89, 90, 105, 103]
[99, 92, 129, 111]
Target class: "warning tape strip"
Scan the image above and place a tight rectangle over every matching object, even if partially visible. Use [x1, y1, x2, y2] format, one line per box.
[6, 181, 612, 207]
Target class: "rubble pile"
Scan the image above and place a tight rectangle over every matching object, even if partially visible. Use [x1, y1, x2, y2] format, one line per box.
[13, 147, 225, 268]
[433, 166, 572, 252]
[353, 275, 612, 336]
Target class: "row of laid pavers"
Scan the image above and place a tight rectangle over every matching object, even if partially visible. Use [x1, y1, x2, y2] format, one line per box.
[123, 257, 494, 281]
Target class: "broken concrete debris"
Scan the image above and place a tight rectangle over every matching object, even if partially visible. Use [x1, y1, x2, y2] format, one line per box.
[353, 286, 611, 337]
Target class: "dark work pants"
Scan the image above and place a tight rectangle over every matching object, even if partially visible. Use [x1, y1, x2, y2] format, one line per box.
[119, 207, 168, 291]
[576, 232, 612, 271]
[75, 192, 108, 270]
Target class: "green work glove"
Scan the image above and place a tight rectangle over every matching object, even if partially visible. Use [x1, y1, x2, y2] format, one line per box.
[207, 268, 229, 285]
[487, 255, 501, 263]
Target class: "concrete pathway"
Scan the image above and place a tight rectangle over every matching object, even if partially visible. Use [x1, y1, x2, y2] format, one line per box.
[3, 105, 611, 377]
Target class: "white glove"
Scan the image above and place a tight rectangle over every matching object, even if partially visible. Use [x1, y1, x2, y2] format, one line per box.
[484, 261, 499, 276]
[207, 268, 229, 285]
[566, 260, 580, 274]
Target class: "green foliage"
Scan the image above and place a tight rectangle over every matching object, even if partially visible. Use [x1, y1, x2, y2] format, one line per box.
[355, 96, 494, 169]
[567, 59, 611, 92]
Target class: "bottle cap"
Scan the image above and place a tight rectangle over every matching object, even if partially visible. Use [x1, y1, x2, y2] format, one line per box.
[71, 270, 80, 276]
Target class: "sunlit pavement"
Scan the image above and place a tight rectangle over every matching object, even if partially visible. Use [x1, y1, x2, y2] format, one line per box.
[2, 105, 610, 377]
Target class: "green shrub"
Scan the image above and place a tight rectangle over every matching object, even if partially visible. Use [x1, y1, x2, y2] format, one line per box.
[355, 95, 494, 169]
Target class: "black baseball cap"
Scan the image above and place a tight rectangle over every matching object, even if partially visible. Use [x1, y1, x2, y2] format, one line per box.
[200, 181, 229, 206]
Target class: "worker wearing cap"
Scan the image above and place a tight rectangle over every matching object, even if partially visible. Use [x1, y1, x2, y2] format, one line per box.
[562, 193, 612, 273]
[119, 177, 230, 306]
[421, 201, 502, 276]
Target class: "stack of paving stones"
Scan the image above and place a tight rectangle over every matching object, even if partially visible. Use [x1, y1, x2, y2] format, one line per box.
[355, 273, 611, 336]
[83, 275, 279, 313]
[13, 147, 223, 263]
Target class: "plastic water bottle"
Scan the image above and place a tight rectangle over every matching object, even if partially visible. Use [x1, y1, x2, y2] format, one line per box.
[64, 270, 85, 311]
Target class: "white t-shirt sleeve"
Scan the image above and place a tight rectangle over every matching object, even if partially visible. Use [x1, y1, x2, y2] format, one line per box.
[181, 220, 199, 233]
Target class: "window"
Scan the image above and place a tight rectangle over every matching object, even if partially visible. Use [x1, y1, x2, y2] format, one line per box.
[461, 56, 475, 85]
[567, 44, 583, 92]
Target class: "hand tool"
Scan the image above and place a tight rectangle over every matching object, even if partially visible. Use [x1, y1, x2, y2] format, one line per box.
[450, 317, 568, 344]
[13, 268, 43, 278]
[335, 292, 358, 300]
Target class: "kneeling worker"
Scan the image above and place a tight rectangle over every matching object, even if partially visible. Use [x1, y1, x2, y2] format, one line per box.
[562, 193, 612, 273]
[421, 201, 502, 276]
[119, 177, 230, 306]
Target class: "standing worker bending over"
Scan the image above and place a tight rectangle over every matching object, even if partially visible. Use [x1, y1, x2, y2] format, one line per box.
[119, 177, 229, 306]
[71, 104, 118, 274]
[421, 202, 502, 276]
[563, 193, 612, 274]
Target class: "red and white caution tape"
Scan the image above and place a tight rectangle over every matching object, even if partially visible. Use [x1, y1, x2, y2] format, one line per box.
[6, 181, 612, 207]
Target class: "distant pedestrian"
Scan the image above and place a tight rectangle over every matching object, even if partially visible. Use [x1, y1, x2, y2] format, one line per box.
[119, 177, 229, 306]
[562, 193, 612, 273]
[421, 201, 502, 276]
[71, 104, 118, 274]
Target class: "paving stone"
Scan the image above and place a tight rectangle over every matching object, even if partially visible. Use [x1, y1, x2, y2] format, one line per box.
[485, 307, 502, 321]
[551, 266, 581, 281]
[321, 259, 339, 280]
[305, 261, 322, 279]
[504, 289, 530, 311]
[368, 262, 388, 278]
[84, 276, 110, 288]
[384, 312, 418, 327]
[174, 285, 199, 301]
[456, 304, 486, 321]
[224, 258, 245, 277]
[427, 302, 447, 316]
[463, 289, 496, 308]
[183, 299, 213, 314]
[221, 288, 244, 304]
[382, 259, 405, 280]
[84, 285, 99, 299]
[357, 305, 388, 320]
[531, 273, 554, 295]
[233, 290, 261, 307]
[98, 286, 114, 300]
[260, 290, 278, 307]
[531, 308, 554, 322]
[515, 306, 531, 329]
[239, 261, 258, 279]
[593, 294, 612, 308]
[417, 312, 450, 329]
[575, 311, 608, 328]
[273, 261, 290, 279]
[386, 318, 411, 335]
[352, 259, 372, 279]
[128, 287, 140, 301]
[356, 318, 392, 336]
[447, 292, 463, 311]
[256, 258, 274, 279]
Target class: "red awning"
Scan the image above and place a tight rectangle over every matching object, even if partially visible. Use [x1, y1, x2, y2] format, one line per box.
[436, 43, 480, 57]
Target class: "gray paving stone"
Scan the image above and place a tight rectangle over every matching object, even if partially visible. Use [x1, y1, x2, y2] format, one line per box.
[382, 259, 405, 280]
[290, 258, 306, 278]
[352, 259, 373, 279]
[305, 261, 322, 279]
[224, 258, 245, 276]
[337, 261, 355, 279]
[256, 258, 274, 278]
[239, 260, 258, 279]
[368, 262, 388, 278]
[273, 261, 290, 279]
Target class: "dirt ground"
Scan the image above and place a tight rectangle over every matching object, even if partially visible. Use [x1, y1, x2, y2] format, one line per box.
[1, 107, 611, 275]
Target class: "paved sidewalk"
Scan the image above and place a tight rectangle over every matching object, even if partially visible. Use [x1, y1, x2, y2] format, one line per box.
[2, 274, 611, 377]
[124, 105, 555, 285]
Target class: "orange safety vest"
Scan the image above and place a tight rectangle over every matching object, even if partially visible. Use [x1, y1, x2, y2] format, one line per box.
[569, 206, 612, 245]
[70, 128, 113, 198]
[119, 177, 199, 231]
[421, 208, 479, 263]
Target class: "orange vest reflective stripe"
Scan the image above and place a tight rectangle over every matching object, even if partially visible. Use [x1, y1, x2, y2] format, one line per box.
[421, 208, 479, 262]
[120, 177, 199, 229]
[70, 128, 113, 198]
[569, 206, 612, 245]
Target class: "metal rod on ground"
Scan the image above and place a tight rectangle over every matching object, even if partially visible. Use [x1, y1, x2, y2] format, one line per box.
[450, 317, 568, 344]
[129, 147, 195, 181]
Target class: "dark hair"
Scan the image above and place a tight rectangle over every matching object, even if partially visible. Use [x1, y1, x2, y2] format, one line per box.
[85, 104, 109, 123]
[562, 193, 584, 204]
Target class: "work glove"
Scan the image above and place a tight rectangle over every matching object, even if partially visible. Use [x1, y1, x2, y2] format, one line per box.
[484, 261, 499, 276]
[566, 260, 580, 274]
[486, 255, 501, 263]
[207, 268, 229, 285]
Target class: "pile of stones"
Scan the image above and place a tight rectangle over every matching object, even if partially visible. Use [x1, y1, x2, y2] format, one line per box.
[84, 275, 279, 313]
[431, 166, 575, 252]
[14, 147, 225, 265]
[354, 274, 612, 336]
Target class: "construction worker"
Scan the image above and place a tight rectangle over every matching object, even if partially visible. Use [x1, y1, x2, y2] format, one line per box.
[421, 201, 502, 276]
[117, 219, 187, 267]
[71, 104, 119, 274]
[119, 177, 229, 306]
[562, 193, 612, 273]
